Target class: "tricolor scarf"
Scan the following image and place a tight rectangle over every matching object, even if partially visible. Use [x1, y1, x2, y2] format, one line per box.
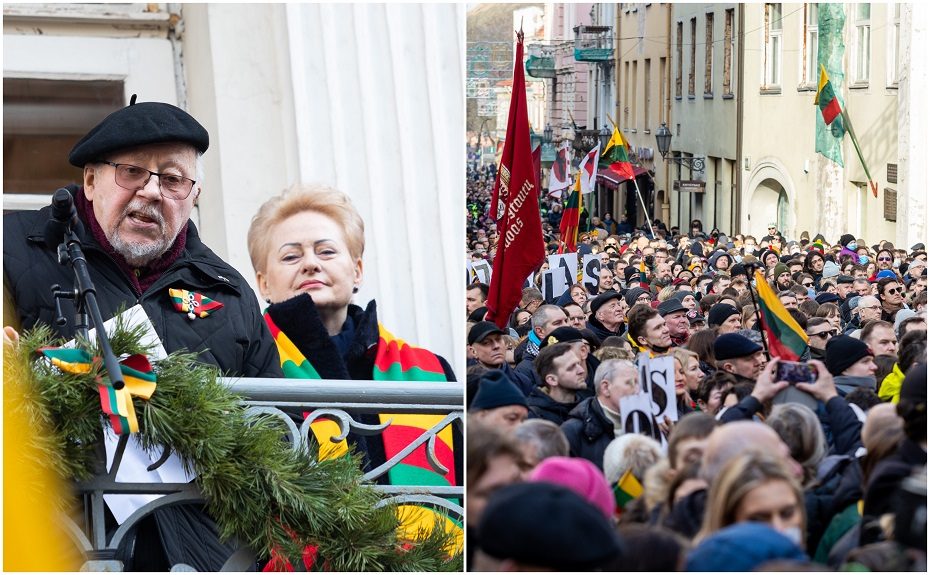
[263, 307, 456, 489]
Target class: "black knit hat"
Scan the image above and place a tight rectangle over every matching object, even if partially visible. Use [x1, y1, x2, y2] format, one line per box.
[591, 290, 623, 314]
[708, 303, 740, 327]
[714, 333, 763, 360]
[839, 234, 856, 247]
[825, 335, 874, 376]
[470, 370, 527, 411]
[69, 95, 209, 167]
[478, 482, 624, 570]
[624, 287, 650, 307]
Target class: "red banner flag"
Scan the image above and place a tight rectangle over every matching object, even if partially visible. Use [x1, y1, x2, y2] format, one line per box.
[486, 32, 545, 328]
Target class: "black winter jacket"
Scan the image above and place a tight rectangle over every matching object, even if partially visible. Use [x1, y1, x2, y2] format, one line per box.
[526, 386, 578, 425]
[3, 187, 282, 379]
[560, 396, 617, 470]
[4, 187, 282, 571]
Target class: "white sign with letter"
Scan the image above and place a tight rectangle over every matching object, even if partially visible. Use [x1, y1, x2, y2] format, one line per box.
[582, 254, 601, 293]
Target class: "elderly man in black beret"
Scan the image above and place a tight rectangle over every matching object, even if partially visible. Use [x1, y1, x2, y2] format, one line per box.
[3, 97, 282, 570]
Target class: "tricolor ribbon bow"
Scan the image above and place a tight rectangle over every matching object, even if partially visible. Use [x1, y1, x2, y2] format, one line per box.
[39, 348, 157, 435]
[169, 288, 223, 320]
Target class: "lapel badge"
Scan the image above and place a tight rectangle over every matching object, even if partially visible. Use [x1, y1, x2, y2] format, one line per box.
[169, 288, 223, 320]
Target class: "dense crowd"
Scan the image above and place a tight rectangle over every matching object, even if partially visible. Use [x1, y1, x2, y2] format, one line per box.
[465, 167, 927, 571]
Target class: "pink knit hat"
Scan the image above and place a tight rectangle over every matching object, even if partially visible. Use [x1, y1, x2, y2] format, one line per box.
[528, 456, 615, 519]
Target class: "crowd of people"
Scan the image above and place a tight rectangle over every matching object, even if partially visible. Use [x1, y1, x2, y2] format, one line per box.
[465, 166, 927, 571]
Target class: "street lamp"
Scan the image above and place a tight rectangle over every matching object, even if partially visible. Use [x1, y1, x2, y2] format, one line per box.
[544, 123, 552, 144]
[655, 122, 705, 171]
[598, 124, 611, 150]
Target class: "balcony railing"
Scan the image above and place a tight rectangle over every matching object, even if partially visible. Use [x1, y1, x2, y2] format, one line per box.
[573, 25, 614, 62]
[525, 43, 556, 78]
[64, 378, 464, 571]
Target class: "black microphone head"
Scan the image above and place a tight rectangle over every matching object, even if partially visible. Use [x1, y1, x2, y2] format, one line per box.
[45, 188, 82, 249]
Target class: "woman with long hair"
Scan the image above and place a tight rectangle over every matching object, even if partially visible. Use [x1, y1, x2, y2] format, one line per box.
[698, 452, 806, 548]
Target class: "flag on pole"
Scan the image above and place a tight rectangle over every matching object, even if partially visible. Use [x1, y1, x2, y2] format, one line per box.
[814, 64, 842, 125]
[600, 126, 636, 182]
[578, 143, 600, 194]
[486, 31, 546, 328]
[753, 270, 809, 360]
[548, 140, 572, 196]
[559, 174, 582, 253]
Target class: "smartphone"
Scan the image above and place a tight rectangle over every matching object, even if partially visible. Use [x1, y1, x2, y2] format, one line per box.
[775, 361, 817, 384]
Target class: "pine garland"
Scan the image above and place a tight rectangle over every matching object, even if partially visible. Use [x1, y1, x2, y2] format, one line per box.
[5, 321, 462, 571]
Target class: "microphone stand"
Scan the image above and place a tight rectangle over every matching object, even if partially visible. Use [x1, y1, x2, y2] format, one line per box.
[55, 224, 128, 560]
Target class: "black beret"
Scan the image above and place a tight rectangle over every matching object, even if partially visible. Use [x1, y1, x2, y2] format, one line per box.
[657, 298, 688, 317]
[540, 326, 584, 349]
[825, 335, 873, 376]
[714, 333, 763, 360]
[470, 370, 527, 411]
[69, 95, 209, 167]
[468, 321, 506, 345]
[591, 290, 623, 314]
[708, 303, 740, 327]
[478, 482, 623, 570]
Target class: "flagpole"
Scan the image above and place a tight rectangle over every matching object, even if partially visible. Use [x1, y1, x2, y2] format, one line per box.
[743, 266, 771, 359]
[632, 178, 657, 239]
[840, 108, 878, 197]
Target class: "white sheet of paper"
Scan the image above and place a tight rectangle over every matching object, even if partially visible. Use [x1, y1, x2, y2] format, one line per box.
[618, 392, 654, 436]
[640, 355, 679, 423]
[65, 305, 196, 524]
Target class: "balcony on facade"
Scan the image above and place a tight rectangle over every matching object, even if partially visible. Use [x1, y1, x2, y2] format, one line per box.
[525, 43, 556, 78]
[573, 25, 613, 62]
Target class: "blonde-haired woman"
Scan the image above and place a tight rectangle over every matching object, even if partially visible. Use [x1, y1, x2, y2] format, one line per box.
[247, 185, 459, 529]
[698, 451, 806, 548]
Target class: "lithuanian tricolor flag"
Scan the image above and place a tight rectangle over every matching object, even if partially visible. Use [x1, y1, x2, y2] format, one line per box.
[614, 469, 643, 513]
[559, 174, 582, 253]
[754, 270, 809, 360]
[814, 64, 842, 126]
[600, 125, 636, 182]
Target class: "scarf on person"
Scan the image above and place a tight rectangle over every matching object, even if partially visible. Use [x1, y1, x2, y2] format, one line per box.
[263, 297, 456, 491]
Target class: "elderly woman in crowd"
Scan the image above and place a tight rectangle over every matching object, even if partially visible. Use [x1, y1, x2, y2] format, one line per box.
[247, 185, 458, 498]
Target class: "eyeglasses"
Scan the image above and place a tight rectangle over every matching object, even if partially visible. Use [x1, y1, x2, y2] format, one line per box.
[860, 305, 881, 310]
[807, 329, 837, 339]
[99, 161, 197, 200]
[878, 256, 893, 262]
[885, 287, 903, 295]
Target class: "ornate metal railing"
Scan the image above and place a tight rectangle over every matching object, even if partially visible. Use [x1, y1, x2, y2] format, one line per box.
[66, 378, 464, 571]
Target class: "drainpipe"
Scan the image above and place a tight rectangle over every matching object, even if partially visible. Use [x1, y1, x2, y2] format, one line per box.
[167, 3, 188, 110]
[666, 4, 674, 229]
[735, 3, 745, 234]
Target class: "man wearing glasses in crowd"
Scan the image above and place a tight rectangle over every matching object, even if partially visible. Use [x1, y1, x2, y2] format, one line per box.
[805, 318, 837, 361]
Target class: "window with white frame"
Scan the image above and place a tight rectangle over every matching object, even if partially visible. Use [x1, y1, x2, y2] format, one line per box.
[676, 21, 683, 99]
[764, 3, 783, 88]
[853, 3, 871, 84]
[888, 3, 900, 87]
[804, 3, 819, 86]
[689, 17, 696, 97]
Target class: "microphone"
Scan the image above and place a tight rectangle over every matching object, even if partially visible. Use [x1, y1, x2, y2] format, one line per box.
[44, 188, 84, 249]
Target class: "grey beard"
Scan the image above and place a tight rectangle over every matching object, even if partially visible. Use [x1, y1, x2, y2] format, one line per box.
[108, 230, 172, 267]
